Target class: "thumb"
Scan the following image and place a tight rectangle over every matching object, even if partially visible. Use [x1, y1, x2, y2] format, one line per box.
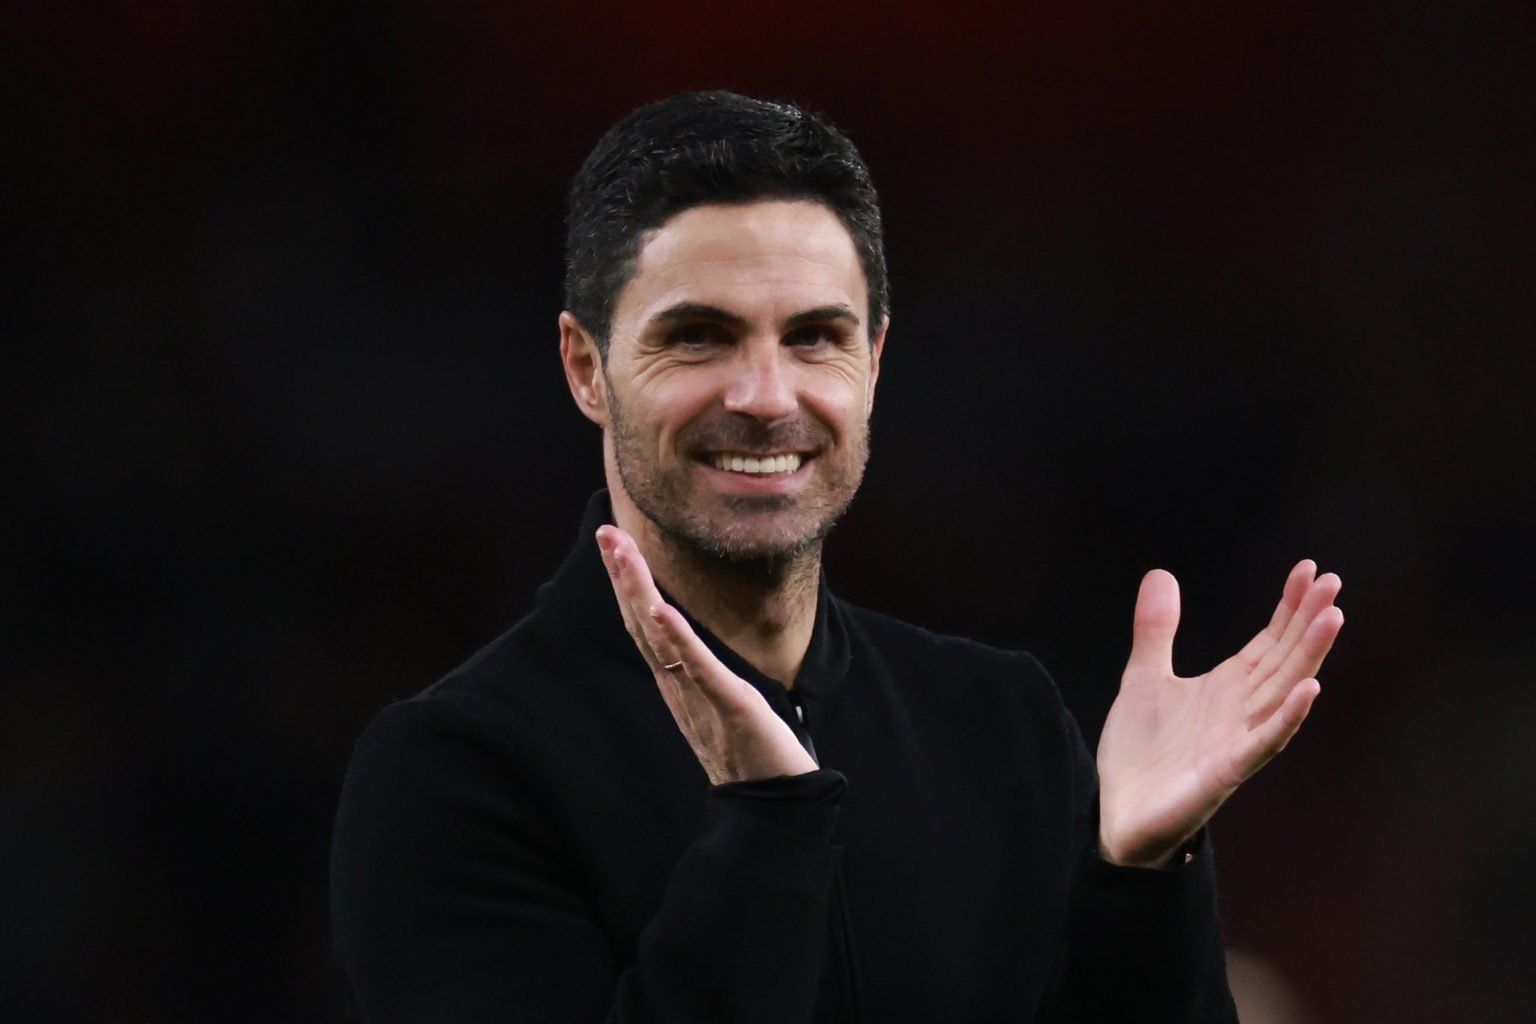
[1127, 569, 1181, 678]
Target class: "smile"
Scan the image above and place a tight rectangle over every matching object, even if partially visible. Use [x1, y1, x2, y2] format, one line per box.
[707, 451, 804, 476]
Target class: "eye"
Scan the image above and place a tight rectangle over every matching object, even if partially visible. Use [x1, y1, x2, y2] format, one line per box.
[786, 324, 839, 349]
[666, 323, 731, 349]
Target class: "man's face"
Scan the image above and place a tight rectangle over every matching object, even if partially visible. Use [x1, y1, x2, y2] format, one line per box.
[596, 200, 884, 567]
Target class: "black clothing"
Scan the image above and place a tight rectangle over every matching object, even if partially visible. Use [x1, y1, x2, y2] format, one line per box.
[331, 493, 1236, 1022]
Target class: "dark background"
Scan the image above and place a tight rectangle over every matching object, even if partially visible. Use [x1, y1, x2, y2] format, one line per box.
[8, 2, 1533, 1020]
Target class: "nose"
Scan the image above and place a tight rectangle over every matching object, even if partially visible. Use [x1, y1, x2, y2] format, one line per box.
[721, 340, 797, 421]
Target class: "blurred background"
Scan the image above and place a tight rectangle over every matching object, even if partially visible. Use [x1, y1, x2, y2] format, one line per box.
[8, 1, 1533, 1020]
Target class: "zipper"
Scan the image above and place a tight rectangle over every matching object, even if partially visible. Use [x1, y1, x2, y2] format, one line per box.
[786, 690, 819, 764]
[785, 691, 862, 1022]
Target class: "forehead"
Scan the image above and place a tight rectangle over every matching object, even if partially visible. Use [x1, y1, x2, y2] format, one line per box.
[615, 200, 867, 327]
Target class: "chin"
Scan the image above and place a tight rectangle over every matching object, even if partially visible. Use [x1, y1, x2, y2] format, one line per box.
[672, 509, 829, 568]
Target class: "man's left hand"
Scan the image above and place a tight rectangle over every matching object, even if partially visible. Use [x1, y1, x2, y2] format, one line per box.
[1096, 560, 1343, 868]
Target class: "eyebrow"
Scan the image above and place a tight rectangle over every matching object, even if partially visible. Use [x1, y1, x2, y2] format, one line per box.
[649, 303, 749, 331]
[647, 302, 862, 332]
[786, 304, 861, 330]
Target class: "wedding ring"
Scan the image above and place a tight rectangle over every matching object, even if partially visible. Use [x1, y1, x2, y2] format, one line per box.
[662, 661, 685, 672]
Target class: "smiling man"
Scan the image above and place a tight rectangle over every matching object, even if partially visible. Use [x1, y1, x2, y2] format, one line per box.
[331, 91, 1343, 1022]
[574, 197, 881, 689]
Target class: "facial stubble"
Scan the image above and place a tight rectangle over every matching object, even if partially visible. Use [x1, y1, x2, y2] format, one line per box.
[604, 376, 869, 578]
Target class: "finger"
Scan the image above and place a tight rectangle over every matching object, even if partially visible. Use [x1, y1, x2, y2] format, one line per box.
[600, 527, 778, 720]
[1237, 677, 1321, 781]
[640, 601, 698, 691]
[602, 530, 740, 704]
[1248, 572, 1341, 691]
[648, 602, 759, 713]
[1266, 560, 1317, 637]
[640, 609, 697, 730]
[1125, 569, 1180, 679]
[1247, 605, 1343, 726]
[594, 528, 641, 637]
[597, 530, 714, 734]
[610, 532, 675, 645]
[617, 555, 686, 678]
[595, 527, 664, 671]
[1236, 560, 1316, 668]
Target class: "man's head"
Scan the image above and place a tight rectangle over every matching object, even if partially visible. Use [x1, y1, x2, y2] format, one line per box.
[560, 93, 888, 571]
[564, 91, 888, 357]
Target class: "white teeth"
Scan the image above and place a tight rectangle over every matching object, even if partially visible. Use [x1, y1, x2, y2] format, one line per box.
[711, 452, 803, 476]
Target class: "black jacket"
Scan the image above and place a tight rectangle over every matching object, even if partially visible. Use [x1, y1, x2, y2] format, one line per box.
[331, 492, 1236, 1021]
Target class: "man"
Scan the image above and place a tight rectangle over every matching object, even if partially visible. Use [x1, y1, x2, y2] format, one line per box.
[331, 91, 1343, 1021]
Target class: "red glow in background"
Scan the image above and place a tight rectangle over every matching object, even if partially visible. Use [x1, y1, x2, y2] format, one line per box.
[8, 3, 1534, 1020]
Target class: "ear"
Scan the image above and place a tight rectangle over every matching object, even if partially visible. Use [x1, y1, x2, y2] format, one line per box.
[560, 311, 609, 427]
[865, 318, 888, 416]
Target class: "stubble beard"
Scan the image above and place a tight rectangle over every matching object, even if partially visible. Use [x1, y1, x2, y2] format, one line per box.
[606, 388, 868, 579]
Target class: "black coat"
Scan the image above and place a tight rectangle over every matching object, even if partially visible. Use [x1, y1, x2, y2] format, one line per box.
[331, 492, 1236, 1022]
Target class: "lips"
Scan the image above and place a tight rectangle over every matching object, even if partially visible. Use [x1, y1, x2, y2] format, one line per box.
[681, 414, 829, 462]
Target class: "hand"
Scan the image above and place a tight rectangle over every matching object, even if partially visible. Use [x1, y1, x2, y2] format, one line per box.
[1096, 561, 1343, 868]
[595, 525, 818, 786]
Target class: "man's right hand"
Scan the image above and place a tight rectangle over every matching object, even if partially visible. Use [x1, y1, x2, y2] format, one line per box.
[596, 525, 819, 787]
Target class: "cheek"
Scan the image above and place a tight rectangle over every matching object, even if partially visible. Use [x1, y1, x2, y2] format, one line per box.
[798, 373, 871, 432]
[631, 384, 716, 454]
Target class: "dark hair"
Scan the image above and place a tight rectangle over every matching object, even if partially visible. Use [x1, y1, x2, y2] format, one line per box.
[565, 90, 889, 355]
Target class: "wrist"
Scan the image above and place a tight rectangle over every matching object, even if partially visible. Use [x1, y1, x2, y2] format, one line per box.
[1098, 829, 1202, 870]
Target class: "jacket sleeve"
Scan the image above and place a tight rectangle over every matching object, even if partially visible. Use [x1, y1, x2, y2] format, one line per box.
[1037, 705, 1239, 1023]
[330, 696, 844, 1023]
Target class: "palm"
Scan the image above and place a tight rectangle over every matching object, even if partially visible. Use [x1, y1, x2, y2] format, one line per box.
[1096, 561, 1343, 868]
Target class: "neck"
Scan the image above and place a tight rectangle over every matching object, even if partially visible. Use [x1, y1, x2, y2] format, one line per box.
[609, 485, 820, 688]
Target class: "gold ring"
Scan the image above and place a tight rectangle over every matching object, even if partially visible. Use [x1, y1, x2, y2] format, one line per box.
[662, 661, 684, 672]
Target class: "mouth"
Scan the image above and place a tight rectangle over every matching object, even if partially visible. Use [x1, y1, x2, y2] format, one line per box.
[700, 450, 809, 477]
[690, 449, 820, 495]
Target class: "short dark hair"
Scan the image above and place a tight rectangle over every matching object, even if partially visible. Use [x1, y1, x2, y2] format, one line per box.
[564, 90, 888, 355]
